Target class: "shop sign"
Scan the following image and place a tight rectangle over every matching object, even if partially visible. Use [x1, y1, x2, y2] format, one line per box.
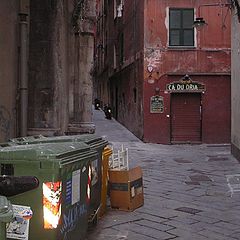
[166, 81, 205, 92]
[150, 95, 164, 113]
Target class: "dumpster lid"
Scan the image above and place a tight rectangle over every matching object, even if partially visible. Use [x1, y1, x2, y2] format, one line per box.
[9, 135, 45, 144]
[9, 134, 108, 147]
[0, 142, 95, 161]
[0, 142, 15, 148]
[72, 134, 108, 145]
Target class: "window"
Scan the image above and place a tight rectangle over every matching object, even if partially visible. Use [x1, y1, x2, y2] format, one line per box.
[114, 0, 124, 19]
[119, 33, 124, 64]
[113, 45, 117, 69]
[114, 0, 117, 19]
[133, 88, 137, 103]
[169, 8, 194, 47]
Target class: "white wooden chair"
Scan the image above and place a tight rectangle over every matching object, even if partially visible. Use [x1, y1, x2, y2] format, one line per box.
[109, 145, 129, 170]
[226, 174, 240, 197]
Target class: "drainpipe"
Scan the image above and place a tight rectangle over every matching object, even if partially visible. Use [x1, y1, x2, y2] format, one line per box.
[19, 1, 29, 137]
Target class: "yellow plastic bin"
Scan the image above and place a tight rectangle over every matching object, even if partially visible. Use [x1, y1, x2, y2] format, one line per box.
[99, 147, 112, 217]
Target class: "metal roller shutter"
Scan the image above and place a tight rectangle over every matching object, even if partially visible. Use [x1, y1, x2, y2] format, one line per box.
[171, 93, 201, 143]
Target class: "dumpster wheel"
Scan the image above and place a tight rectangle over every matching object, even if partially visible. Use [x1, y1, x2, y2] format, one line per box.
[88, 205, 101, 230]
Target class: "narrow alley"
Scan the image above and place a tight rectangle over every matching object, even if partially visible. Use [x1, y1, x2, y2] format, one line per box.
[87, 109, 240, 240]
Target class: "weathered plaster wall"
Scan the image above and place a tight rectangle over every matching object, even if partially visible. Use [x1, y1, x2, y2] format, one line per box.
[143, 0, 231, 144]
[111, 58, 144, 139]
[144, 0, 230, 87]
[0, 0, 96, 139]
[0, 1, 19, 141]
[107, 0, 145, 139]
[201, 76, 231, 143]
[231, 7, 240, 160]
[28, 0, 68, 135]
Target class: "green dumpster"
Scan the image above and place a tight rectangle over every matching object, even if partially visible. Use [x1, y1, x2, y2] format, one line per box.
[0, 196, 13, 240]
[0, 142, 98, 240]
[10, 134, 108, 225]
[0, 142, 15, 148]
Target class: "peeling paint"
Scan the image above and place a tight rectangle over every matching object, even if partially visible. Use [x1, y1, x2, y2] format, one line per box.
[0, 106, 11, 140]
[145, 48, 163, 68]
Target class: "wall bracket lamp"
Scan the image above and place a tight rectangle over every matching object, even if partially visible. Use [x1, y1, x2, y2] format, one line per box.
[181, 74, 192, 82]
[193, 17, 207, 28]
[193, 0, 240, 28]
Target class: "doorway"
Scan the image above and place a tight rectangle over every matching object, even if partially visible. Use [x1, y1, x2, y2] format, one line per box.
[170, 93, 202, 143]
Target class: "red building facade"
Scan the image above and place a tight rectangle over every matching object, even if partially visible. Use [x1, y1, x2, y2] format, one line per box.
[95, 0, 231, 144]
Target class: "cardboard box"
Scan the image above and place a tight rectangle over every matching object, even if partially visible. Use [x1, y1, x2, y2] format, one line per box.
[108, 166, 144, 211]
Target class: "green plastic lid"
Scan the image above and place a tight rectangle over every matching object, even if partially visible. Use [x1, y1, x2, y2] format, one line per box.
[9, 134, 108, 148]
[0, 142, 95, 161]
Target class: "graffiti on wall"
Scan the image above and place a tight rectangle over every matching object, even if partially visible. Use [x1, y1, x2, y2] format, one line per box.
[0, 106, 11, 140]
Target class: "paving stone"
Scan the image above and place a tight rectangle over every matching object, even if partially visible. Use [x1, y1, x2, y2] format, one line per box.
[229, 231, 240, 239]
[113, 222, 176, 240]
[204, 224, 238, 237]
[213, 221, 240, 231]
[137, 207, 179, 219]
[119, 232, 157, 240]
[165, 219, 204, 232]
[189, 215, 221, 224]
[172, 216, 199, 225]
[166, 228, 207, 240]
[86, 228, 123, 240]
[198, 229, 236, 240]
[96, 213, 142, 229]
[134, 219, 175, 232]
[196, 210, 229, 220]
[135, 212, 169, 224]
[177, 236, 208, 240]
[86, 109, 240, 240]
[186, 188, 208, 196]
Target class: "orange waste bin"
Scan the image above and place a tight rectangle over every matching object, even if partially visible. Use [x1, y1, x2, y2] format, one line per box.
[99, 147, 112, 217]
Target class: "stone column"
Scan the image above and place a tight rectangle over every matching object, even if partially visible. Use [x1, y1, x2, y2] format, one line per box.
[28, 0, 68, 136]
[67, 0, 95, 134]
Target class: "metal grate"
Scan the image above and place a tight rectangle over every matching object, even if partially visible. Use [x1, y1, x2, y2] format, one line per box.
[208, 157, 229, 162]
[185, 181, 200, 185]
[174, 158, 192, 163]
[190, 175, 212, 182]
[175, 207, 202, 215]
[207, 144, 230, 148]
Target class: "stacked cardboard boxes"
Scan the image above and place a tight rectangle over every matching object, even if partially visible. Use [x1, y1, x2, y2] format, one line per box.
[108, 166, 144, 211]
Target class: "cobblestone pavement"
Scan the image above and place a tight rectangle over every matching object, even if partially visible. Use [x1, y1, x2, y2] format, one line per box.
[86, 109, 240, 240]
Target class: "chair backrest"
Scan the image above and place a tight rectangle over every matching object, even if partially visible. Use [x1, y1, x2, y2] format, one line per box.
[109, 145, 129, 170]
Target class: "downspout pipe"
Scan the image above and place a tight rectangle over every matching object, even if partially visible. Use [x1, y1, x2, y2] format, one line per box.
[19, 12, 28, 137]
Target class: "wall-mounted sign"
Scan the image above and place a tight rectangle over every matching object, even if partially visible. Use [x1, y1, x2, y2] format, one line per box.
[166, 80, 205, 92]
[150, 95, 164, 113]
[147, 65, 153, 73]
